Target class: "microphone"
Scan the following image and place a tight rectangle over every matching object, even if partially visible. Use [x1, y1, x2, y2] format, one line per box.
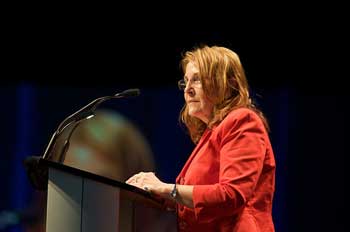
[116, 88, 140, 97]
[54, 89, 139, 163]
[56, 88, 141, 134]
[24, 88, 140, 190]
[43, 88, 140, 160]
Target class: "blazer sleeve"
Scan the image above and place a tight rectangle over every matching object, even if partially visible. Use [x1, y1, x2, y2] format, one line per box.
[192, 109, 267, 223]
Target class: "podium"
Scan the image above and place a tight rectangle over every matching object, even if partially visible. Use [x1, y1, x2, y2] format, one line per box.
[28, 158, 176, 232]
[23, 90, 177, 231]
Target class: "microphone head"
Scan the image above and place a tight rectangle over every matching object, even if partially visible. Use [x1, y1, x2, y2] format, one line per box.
[115, 88, 141, 97]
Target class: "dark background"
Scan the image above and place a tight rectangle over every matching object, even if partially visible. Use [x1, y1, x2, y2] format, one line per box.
[1, 7, 346, 232]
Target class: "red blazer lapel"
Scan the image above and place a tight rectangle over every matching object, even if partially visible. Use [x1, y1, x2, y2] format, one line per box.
[176, 129, 211, 183]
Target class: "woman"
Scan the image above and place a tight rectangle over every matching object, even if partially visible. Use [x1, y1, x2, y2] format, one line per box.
[127, 45, 276, 231]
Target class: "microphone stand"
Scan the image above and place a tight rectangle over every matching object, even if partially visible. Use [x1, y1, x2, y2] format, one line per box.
[44, 89, 139, 160]
[23, 88, 140, 190]
[57, 120, 84, 164]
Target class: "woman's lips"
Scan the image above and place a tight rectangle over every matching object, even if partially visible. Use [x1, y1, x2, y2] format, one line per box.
[188, 101, 199, 105]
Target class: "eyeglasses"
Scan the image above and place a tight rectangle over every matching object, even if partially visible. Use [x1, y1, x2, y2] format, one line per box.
[178, 76, 202, 90]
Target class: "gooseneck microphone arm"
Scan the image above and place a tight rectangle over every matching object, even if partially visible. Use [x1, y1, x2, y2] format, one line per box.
[42, 88, 140, 160]
[56, 88, 140, 134]
[24, 88, 140, 190]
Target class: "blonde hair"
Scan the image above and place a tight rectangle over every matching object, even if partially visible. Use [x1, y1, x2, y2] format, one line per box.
[180, 45, 269, 143]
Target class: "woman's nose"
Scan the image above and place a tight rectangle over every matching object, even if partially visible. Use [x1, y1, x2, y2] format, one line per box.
[184, 85, 194, 95]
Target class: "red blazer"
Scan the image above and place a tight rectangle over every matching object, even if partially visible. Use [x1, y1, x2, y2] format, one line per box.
[176, 108, 276, 232]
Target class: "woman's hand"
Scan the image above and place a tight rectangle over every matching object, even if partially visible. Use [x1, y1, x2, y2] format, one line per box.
[127, 172, 194, 208]
[126, 172, 172, 198]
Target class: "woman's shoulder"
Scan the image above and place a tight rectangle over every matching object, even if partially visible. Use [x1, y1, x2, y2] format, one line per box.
[225, 107, 261, 122]
[218, 107, 265, 131]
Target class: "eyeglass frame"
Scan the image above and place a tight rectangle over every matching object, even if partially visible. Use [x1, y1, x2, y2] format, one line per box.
[177, 76, 202, 90]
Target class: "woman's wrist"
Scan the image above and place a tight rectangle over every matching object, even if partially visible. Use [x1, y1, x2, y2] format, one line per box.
[159, 184, 175, 198]
[170, 183, 177, 199]
[163, 184, 174, 194]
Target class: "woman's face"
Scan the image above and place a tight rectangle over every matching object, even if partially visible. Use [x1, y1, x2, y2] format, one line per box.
[184, 62, 214, 124]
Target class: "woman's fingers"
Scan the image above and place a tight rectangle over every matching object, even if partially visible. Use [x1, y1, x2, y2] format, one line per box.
[125, 172, 160, 193]
[126, 172, 147, 185]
